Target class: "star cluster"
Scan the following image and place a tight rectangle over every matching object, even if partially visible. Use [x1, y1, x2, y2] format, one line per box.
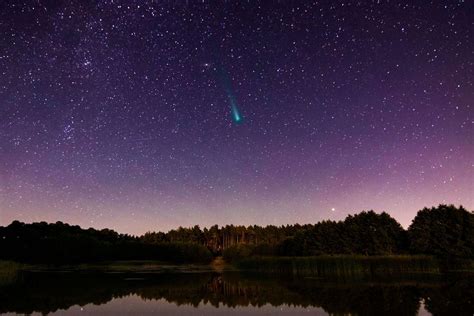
[0, 1, 472, 234]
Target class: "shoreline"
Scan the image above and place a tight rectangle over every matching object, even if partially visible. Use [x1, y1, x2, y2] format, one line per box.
[2, 255, 472, 277]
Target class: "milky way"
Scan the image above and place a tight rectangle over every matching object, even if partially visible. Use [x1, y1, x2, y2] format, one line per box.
[0, 1, 472, 235]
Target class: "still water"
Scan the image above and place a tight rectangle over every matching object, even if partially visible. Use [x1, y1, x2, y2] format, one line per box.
[0, 270, 472, 315]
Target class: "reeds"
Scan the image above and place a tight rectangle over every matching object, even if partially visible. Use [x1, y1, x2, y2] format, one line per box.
[235, 255, 441, 277]
[0, 260, 22, 285]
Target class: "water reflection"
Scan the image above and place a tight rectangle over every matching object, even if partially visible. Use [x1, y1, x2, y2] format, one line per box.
[0, 271, 472, 315]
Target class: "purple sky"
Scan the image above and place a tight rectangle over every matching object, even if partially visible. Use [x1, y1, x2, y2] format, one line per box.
[0, 1, 472, 235]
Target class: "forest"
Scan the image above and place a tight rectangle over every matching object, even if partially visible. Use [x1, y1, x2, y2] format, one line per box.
[0, 204, 472, 264]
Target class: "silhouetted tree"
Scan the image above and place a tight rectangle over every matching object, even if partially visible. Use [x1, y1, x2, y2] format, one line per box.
[343, 211, 406, 255]
[408, 204, 474, 258]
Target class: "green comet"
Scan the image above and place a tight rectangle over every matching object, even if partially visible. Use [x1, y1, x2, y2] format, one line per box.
[230, 96, 243, 124]
[217, 64, 243, 125]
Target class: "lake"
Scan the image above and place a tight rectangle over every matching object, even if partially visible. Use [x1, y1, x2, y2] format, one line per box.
[1, 268, 472, 315]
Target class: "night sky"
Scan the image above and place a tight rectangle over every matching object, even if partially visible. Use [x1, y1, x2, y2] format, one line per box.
[0, 1, 472, 235]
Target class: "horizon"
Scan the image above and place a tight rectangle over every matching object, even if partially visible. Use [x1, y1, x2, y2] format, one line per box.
[1, 2, 472, 237]
[2, 203, 470, 236]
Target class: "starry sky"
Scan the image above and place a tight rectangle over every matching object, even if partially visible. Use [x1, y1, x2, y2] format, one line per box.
[0, 1, 472, 235]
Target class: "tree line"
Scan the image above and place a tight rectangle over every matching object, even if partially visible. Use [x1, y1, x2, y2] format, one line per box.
[0, 204, 472, 263]
[144, 204, 474, 259]
[0, 221, 212, 264]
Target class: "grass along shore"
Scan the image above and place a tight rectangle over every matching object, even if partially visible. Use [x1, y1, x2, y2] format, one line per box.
[0, 260, 219, 274]
[1, 256, 472, 279]
[232, 255, 474, 277]
[0, 261, 23, 285]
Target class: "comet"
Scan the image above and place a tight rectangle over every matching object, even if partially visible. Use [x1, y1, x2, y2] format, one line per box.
[229, 93, 242, 124]
[216, 64, 244, 125]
